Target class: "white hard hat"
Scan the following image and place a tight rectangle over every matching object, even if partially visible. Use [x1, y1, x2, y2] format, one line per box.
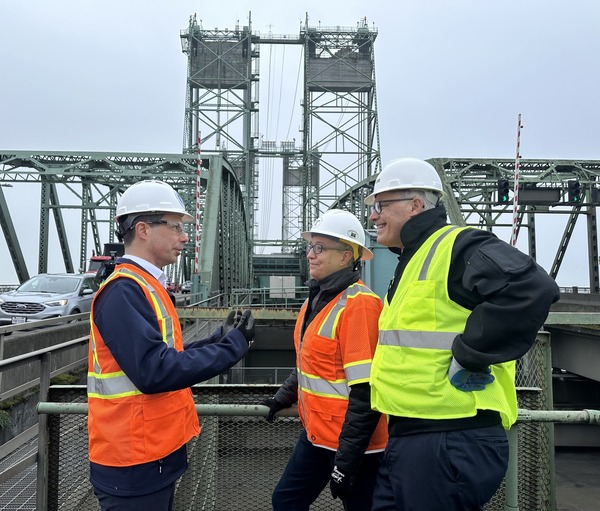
[364, 158, 444, 205]
[115, 180, 193, 222]
[301, 209, 373, 261]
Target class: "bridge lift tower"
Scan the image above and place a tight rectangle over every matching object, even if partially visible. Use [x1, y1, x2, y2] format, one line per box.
[179, 13, 381, 252]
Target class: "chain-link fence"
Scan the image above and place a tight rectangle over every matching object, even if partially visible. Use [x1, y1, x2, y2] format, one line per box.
[4, 332, 555, 511]
[45, 385, 344, 511]
[484, 331, 554, 510]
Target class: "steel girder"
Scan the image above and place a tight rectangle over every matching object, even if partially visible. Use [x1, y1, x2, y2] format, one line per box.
[0, 151, 251, 292]
[335, 157, 600, 292]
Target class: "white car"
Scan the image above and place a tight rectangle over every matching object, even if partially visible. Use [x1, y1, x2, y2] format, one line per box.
[0, 273, 99, 326]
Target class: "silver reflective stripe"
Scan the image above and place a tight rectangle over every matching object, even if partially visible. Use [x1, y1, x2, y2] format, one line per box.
[298, 373, 349, 398]
[88, 373, 140, 397]
[90, 330, 101, 374]
[318, 296, 346, 338]
[418, 226, 461, 280]
[378, 329, 458, 350]
[380, 227, 461, 351]
[345, 362, 371, 382]
[317, 283, 373, 339]
[89, 266, 175, 398]
[109, 268, 175, 348]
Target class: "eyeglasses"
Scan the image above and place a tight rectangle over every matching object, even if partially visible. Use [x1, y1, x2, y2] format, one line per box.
[146, 220, 186, 235]
[306, 243, 349, 255]
[371, 197, 415, 214]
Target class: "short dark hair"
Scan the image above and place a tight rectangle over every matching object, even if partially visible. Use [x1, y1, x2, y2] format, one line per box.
[118, 213, 163, 245]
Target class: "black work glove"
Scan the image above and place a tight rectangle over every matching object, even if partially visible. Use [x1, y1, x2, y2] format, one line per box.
[261, 397, 286, 423]
[235, 309, 255, 345]
[220, 310, 239, 337]
[330, 465, 354, 500]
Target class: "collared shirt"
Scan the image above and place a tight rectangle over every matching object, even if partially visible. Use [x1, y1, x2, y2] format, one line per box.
[122, 254, 167, 289]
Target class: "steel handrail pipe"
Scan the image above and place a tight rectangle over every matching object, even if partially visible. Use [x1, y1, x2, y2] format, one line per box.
[37, 403, 600, 425]
[517, 408, 600, 424]
[0, 336, 88, 371]
[0, 312, 89, 336]
[32, 402, 600, 511]
[37, 402, 299, 418]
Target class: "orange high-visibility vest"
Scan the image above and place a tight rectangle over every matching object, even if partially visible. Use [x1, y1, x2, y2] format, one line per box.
[87, 263, 200, 466]
[295, 280, 388, 451]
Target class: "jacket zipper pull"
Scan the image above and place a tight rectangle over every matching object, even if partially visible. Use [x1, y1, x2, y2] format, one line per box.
[159, 459, 163, 474]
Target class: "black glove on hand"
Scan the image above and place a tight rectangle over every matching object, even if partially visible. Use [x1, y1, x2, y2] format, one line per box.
[261, 397, 286, 423]
[220, 310, 239, 337]
[235, 309, 255, 345]
[330, 465, 354, 500]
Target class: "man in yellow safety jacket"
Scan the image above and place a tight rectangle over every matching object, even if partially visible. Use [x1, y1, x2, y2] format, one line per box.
[87, 179, 255, 510]
[366, 158, 560, 511]
[262, 209, 388, 511]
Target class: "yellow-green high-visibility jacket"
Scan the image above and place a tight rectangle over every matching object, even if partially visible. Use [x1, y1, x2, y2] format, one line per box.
[370, 225, 517, 429]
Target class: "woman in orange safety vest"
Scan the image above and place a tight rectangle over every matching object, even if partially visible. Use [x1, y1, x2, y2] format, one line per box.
[262, 209, 387, 511]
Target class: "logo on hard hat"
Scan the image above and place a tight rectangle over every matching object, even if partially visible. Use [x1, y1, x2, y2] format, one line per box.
[347, 230, 358, 240]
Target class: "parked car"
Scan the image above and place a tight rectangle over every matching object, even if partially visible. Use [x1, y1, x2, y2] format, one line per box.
[180, 280, 192, 294]
[166, 282, 178, 293]
[0, 273, 99, 326]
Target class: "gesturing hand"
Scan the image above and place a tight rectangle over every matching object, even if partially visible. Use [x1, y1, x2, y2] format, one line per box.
[221, 310, 239, 337]
[235, 309, 255, 346]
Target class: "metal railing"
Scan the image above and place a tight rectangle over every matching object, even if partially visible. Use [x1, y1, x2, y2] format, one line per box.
[28, 387, 600, 511]
[1, 314, 600, 509]
[229, 286, 309, 308]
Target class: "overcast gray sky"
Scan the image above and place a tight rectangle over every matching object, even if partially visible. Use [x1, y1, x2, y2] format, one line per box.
[1, 0, 599, 285]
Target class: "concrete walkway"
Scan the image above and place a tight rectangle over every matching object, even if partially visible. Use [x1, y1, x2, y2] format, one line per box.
[555, 448, 600, 511]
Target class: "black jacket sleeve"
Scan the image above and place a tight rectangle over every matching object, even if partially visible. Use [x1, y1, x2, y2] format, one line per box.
[334, 382, 382, 475]
[273, 368, 299, 407]
[449, 229, 560, 370]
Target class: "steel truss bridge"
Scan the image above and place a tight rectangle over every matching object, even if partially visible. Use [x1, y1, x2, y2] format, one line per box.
[0, 152, 250, 298]
[1, 152, 600, 292]
[1, 14, 599, 293]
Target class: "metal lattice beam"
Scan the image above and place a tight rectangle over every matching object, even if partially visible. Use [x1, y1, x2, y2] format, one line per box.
[0, 151, 251, 290]
[336, 157, 600, 292]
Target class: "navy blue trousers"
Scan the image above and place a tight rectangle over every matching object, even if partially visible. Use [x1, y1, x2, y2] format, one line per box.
[372, 425, 509, 511]
[272, 430, 382, 511]
[93, 481, 176, 511]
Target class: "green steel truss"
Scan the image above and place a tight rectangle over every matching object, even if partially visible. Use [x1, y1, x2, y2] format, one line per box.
[0, 151, 250, 297]
[179, 15, 381, 251]
[2, 153, 600, 291]
[3, 152, 599, 290]
[335, 157, 600, 292]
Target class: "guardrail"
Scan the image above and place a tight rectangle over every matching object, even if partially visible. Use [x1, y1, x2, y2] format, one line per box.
[1, 311, 600, 509]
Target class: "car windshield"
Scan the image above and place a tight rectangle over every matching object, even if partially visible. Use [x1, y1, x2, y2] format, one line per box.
[18, 276, 79, 294]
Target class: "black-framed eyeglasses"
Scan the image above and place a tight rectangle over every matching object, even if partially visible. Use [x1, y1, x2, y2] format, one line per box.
[306, 243, 349, 255]
[372, 197, 415, 214]
[146, 220, 186, 235]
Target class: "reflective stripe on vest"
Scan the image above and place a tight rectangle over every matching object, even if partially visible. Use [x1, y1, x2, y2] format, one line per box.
[371, 225, 518, 429]
[88, 267, 174, 399]
[298, 282, 377, 400]
[378, 329, 458, 350]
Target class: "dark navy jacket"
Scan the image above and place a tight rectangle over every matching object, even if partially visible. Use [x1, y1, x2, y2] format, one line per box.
[90, 259, 248, 496]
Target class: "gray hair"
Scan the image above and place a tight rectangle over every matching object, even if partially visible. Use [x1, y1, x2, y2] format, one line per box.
[397, 190, 441, 211]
